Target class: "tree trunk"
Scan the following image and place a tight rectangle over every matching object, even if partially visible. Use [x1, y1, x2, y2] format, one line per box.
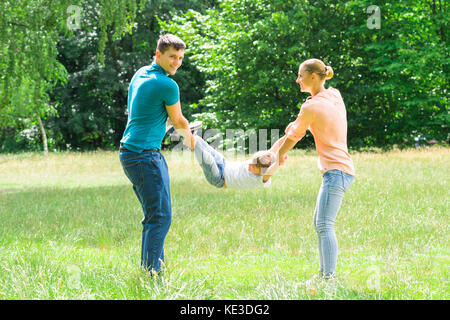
[37, 116, 48, 156]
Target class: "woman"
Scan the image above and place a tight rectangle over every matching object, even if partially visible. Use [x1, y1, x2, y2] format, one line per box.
[271, 58, 355, 279]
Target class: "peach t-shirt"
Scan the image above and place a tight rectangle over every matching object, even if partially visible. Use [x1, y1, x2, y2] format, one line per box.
[286, 87, 355, 176]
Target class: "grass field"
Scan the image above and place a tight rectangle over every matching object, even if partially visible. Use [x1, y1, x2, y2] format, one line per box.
[0, 147, 448, 299]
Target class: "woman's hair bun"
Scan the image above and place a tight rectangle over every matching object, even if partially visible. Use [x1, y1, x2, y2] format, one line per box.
[325, 66, 334, 80]
[301, 59, 335, 80]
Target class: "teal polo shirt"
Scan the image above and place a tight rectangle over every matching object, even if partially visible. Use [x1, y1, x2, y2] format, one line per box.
[120, 63, 180, 152]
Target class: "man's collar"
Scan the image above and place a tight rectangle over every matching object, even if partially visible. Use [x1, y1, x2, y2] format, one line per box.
[150, 62, 169, 76]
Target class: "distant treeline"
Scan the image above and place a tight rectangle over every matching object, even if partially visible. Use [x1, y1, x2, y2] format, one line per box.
[0, 0, 448, 152]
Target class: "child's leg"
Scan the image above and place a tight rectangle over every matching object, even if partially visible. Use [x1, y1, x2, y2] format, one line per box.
[194, 136, 226, 188]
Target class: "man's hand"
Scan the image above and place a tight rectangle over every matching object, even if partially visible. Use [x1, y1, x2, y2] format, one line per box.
[165, 101, 195, 150]
[182, 132, 196, 150]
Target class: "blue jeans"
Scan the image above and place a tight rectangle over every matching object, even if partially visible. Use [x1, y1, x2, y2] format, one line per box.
[119, 150, 171, 273]
[194, 137, 226, 188]
[313, 169, 354, 278]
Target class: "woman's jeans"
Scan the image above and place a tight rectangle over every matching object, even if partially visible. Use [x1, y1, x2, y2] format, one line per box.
[194, 137, 226, 188]
[119, 150, 171, 273]
[313, 169, 354, 278]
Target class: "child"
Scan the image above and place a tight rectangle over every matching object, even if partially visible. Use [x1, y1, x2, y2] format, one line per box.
[193, 136, 279, 189]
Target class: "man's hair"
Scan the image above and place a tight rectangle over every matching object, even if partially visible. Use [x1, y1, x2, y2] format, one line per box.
[250, 151, 276, 168]
[157, 34, 186, 53]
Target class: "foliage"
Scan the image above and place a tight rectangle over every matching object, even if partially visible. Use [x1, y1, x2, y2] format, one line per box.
[343, 0, 449, 147]
[46, 0, 215, 150]
[0, 0, 147, 151]
[1, 0, 448, 151]
[161, 0, 449, 149]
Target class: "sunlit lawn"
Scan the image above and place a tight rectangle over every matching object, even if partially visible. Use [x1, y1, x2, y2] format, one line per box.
[0, 147, 448, 299]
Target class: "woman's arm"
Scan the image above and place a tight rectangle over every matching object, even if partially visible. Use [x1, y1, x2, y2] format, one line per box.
[277, 137, 298, 166]
[274, 105, 314, 165]
[269, 135, 288, 154]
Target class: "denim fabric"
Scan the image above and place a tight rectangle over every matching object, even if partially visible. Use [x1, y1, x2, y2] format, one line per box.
[313, 169, 354, 278]
[119, 150, 171, 273]
[194, 137, 226, 188]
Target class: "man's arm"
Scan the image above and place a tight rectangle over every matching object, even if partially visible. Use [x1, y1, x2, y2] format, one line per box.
[165, 101, 195, 150]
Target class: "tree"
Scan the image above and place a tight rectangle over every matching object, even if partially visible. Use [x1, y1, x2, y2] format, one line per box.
[0, 0, 147, 153]
[161, 0, 449, 149]
[46, 0, 215, 151]
[343, 0, 448, 147]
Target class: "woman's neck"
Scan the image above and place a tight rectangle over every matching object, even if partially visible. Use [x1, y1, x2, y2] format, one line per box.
[310, 84, 326, 96]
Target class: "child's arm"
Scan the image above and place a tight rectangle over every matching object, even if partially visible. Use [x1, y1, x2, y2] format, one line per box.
[248, 162, 276, 182]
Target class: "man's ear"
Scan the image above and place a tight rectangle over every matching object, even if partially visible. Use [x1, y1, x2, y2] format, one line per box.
[155, 50, 161, 59]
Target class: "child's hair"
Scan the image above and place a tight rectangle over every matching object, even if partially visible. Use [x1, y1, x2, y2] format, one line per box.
[250, 151, 276, 168]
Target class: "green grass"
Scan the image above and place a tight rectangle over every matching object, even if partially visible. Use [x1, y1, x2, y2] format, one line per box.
[0, 148, 448, 299]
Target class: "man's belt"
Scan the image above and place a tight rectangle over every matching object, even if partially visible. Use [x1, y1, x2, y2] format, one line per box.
[119, 146, 160, 153]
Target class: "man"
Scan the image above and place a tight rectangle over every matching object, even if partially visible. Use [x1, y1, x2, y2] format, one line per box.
[119, 34, 194, 274]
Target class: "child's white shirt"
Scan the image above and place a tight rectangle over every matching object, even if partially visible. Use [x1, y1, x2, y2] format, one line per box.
[223, 161, 271, 189]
